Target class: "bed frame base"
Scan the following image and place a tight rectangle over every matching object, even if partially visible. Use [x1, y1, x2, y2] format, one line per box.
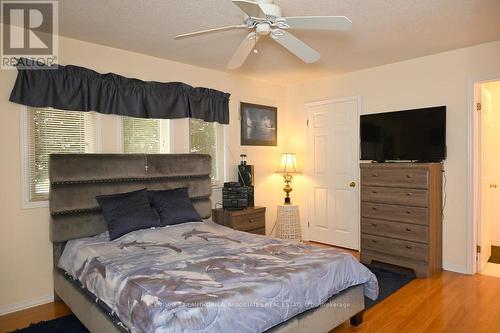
[54, 270, 365, 333]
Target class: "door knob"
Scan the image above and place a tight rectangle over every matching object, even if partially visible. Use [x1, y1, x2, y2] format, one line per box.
[349, 181, 356, 188]
[490, 184, 498, 189]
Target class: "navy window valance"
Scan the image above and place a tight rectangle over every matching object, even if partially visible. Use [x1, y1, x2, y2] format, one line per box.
[9, 59, 230, 124]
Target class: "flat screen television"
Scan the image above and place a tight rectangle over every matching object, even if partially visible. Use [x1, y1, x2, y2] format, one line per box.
[360, 106, 446, 162]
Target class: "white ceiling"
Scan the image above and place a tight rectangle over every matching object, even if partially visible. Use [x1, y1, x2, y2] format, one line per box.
[16, 0, 500, 84]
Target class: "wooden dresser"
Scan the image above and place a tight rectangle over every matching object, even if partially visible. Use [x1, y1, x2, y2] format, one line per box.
[212, 206, 266, 235]
[360, 163, 443, 277]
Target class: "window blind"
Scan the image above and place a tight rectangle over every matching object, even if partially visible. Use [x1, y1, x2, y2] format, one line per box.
[27, 108, 96, 201]
[122, 117, 166, 153]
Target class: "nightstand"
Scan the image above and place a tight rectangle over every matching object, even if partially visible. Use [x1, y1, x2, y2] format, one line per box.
[212, 206, 266, 235]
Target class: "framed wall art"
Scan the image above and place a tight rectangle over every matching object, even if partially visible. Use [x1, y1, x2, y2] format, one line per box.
[240, 102, 277, 146]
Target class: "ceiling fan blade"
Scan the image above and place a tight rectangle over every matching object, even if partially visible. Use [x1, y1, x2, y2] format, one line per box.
[227, 32, 258, 69]
[175, 24, 248, 39]
[232, 0, 265, 18]
[271, 29, 320, 64]
[283, 16, 352, 31]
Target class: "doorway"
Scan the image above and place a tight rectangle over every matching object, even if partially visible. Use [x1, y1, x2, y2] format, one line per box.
[473, 80, 500, 277]
[305, 96, 361, 250]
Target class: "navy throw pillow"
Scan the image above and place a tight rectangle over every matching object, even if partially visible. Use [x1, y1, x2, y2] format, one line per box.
[96, 188, 161, 240]
[148, 188, 202, 226]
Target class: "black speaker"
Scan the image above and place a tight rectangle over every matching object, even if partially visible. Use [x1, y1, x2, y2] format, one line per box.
[238, 164, 254, 186]
[246, 185, 254, 207]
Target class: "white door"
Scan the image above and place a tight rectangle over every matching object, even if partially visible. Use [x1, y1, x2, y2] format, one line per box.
[479, 85, 493, 271]
[305, 97, 360, 249]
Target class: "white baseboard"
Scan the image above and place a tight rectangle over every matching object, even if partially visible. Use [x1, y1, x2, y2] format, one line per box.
[0, 294, 54, 316]
[492, 240, 500, 247]
[443, 262, 469, 275]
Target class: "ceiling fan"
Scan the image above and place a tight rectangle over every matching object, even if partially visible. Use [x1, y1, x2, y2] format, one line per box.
[174, 0, 352, 69]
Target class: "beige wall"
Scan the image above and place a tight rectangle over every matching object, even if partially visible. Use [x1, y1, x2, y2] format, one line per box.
[0, 33, 286, 310]
[284, 40, 500, 274]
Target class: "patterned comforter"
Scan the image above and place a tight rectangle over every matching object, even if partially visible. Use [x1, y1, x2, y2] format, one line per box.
[58, 220, 378, 333]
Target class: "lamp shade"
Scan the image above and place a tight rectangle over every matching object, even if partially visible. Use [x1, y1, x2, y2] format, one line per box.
[276, 153, 301, 173]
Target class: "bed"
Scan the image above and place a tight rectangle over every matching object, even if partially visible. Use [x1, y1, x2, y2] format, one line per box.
[49, 154, 377, 333]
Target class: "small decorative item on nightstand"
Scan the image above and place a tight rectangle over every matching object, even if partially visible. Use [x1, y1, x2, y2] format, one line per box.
[276, 153, 301, 205]
[275, 205, 301, 240]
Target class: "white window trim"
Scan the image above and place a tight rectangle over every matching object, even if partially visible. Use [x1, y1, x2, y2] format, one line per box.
[177, 118, 190, 153]
[116, 115, 124, 153]
[168, 119, 175, 152]
[119, 117, 171, 153]
[20, 106, 102, 209]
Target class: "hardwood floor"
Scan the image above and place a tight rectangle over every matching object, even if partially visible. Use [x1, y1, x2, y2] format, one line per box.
[333, 272, 500, 333]
[0, 301, 71, 333]
[2, 248, 500, 332]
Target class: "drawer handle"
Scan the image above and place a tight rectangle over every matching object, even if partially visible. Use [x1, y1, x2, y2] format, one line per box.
[406, 192, 412, 196]
[372, 223, 377, 227]
[406, 245, 412, 249]
[406, 228, 412, 232]
[249, 219, 255, 223]
[371, 173, 379, 177]
[372, 207, 377, 211]
[406, 174, 412, 179]
[372, 190, 378, 194]
[372, 240, 377, 243]
[406, 210, 412, 214]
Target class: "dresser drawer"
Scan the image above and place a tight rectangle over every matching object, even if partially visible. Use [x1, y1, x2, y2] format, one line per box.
[361, 218, 428, 243]
[361, 202, 428, 225]
[361, 168, 428, 189]
[362, 186, 428, 207]
[228, 212, 265, 232]
[362, 234, 428, 262]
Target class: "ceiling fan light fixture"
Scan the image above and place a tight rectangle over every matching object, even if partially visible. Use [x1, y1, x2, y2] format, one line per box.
[256, 23, 271, 36]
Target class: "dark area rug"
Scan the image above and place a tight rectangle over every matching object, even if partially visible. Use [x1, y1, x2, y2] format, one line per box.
[364, 262, 416, 309]
[14, 263, 415, 332]
[12, 315, 88, 333]
[489, 246, 500, 264]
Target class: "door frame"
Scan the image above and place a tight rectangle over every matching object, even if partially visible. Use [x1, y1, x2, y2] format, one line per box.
[467, 74, 500, 274]
[303, 95, 362, 248]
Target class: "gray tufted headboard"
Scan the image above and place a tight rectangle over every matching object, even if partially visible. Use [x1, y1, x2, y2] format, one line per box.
[49, 153, 212, 267]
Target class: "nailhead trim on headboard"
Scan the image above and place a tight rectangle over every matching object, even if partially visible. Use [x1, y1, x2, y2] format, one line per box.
[50, 174, 210, 185]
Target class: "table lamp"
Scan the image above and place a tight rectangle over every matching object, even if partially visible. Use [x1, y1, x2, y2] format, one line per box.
[276, 153, 301, 205]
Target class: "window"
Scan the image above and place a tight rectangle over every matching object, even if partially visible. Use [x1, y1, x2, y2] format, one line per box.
[122, 117, 169, 153]
[189, 118, 224, 184]
[25, 107, 97, 203]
